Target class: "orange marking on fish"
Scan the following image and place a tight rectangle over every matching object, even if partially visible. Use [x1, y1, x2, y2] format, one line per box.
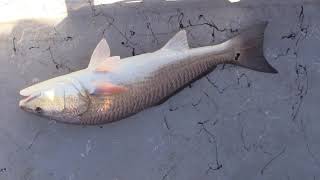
[92, 81, 128, 95]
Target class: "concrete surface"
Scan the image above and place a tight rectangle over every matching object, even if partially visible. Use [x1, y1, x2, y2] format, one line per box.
[1, 0, 320, 179]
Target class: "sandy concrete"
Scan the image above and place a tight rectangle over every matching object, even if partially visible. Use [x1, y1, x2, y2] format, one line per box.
[0, 0, 320, 179]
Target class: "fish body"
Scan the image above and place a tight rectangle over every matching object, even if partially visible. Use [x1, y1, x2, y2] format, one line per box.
[19, 23, 277, 125]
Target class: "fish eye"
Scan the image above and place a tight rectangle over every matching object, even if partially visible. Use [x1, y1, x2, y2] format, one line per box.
[35, 107, 42, 113]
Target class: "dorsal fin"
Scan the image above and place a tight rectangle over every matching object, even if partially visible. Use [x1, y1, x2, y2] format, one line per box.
[162, 30, 189, 50]
[94, 56, 120, 72]
[88, 38, 111, 68]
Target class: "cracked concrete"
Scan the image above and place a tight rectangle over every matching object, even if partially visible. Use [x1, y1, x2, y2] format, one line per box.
[1, 0, 320, 180]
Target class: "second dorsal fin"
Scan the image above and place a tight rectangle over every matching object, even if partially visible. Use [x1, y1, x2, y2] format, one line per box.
[162, 30, 189, 50]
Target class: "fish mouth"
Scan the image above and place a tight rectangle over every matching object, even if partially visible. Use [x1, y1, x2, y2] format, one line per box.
[20, 87, 37, 97]
[19, 92, 40, 111]
[19, 96, 30, 111]
[19, 86, 41, 102]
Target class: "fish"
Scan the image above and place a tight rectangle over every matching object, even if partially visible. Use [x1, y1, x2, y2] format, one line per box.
[19, 23, 277, 125]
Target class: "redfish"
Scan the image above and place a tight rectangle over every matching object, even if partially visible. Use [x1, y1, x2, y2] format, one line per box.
[19, 23, 277, 125]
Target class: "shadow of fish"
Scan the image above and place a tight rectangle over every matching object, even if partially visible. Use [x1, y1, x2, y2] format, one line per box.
[19, 23, 277, 125]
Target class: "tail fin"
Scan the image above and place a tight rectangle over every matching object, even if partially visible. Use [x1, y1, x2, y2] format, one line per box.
[227, 22, 278, 73]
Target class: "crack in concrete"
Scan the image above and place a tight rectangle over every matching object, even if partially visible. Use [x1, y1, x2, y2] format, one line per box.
[234, 106, 275, 156]
[281, 33, 297, 40]
[117, 28, 139, 56]
[274, 48, 290, 60]
[146, 22, 160, 45]
[137, 9, 160, 45]
[0, 168, 6, 173]
[129, 30, 135, 37]
[278, 7, 319, 169]
[280, 6, 311, 150]
[46, 46, 72, 72]
[28, 46, 40, 50]
[260, 147, 286, 175]
[198, 120, 222, 173]
[87, 0, 99, 17]
[169, 107, 179, 112]
[279, 5, 309, 59]
[240, 125, 250, 152]
[300, 117, 320, 168]
[26, 130, 42, 150]
[236, 73, 251, 88]
[100, 14, 134, 54]
[294, 5, 310, 56]
[187, 14, 228, 42]
[163, 115, 170, 130]
[168, 9, 184, 29]
[205, 73, 251, 94]
[12, 37, 17, 54]
[191, 97, 202, 107]
[206, 140, 223, 174]
[205, 76, 231, 94]
[161, 165, 175, 180]
[202, 90, 218, 109]
[168, 9, 235, 43]
[98, 11, 146, 56]
[291, 63, 308, 122]
[294, 5, 309, 56]
[198, 118, 219, 127]
[206, 161, 223, 174]
[121, 41, 136, 56]
[64, 36, 73, 41]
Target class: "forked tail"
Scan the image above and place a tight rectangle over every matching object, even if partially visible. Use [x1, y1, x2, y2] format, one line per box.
[227, 22, 278, 73]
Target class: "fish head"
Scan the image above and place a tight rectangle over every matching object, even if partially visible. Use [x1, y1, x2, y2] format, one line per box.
[19, 78, 90, 124]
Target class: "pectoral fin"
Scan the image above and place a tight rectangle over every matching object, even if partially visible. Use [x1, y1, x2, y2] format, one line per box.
[91, 82, 128, 95]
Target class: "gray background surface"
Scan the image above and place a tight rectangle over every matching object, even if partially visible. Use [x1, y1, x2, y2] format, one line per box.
[0, 0, 320, 179]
